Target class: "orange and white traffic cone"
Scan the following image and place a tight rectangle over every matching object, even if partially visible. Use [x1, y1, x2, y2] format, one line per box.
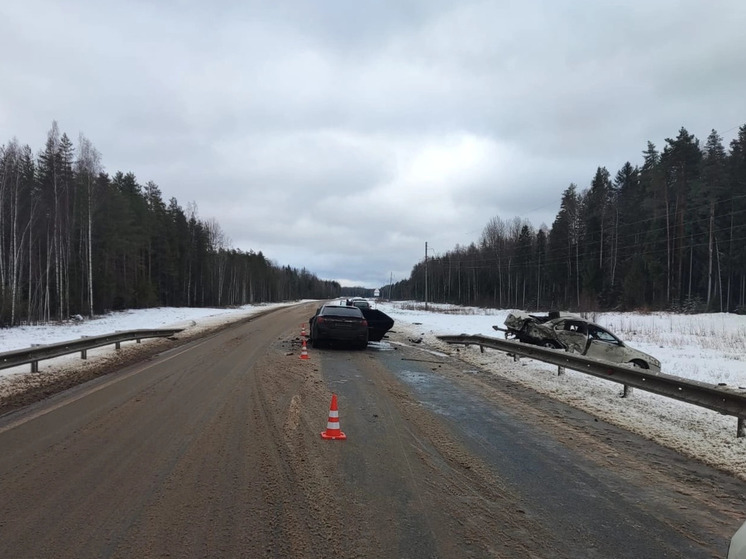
[300, 338, 310, 360]
[301, 323, 307, 338]
[320, 394, 346, 440]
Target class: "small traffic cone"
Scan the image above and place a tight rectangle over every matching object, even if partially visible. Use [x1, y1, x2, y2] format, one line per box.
[300, 338, 310, 360]
[320, 394, 346, 440]
[301, 323, 307, 338]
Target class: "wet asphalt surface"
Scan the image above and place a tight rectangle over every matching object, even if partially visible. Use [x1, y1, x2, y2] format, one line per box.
[362, 339, 742, 558]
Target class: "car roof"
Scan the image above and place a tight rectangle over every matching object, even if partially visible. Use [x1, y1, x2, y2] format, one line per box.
[321, 304, 364, 316]
[548, 315, 605, 329]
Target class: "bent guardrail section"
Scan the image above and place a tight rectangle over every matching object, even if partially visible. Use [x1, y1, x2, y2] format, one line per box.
[0, 329, 184, 373]
[437, 333, 746, 438]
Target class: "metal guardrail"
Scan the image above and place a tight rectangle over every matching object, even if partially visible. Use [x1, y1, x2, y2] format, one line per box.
[0, 329, 184, 373]
[437, 334, 746, 438]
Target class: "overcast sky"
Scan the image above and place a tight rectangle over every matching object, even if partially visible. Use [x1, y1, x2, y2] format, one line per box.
[2, 1, 745, 288]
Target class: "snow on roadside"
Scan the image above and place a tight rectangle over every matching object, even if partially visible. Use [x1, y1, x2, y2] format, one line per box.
[375, 301, 746, 480]
[0, 304, 293, 354]
[1, 299, 745, 480]
[0, 303, 295, 381]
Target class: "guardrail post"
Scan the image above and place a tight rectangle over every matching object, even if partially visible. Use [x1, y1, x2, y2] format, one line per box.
[622, 385, 633, 398]
[558, 366, 565, 376]
[30, 344, 41, 372]
[738, 417, 745, 438]
[116, 341, 121, 350]
[81, 349, 87, 359]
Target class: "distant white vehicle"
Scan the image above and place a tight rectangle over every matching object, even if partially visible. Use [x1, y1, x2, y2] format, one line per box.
[346, 297, 371, 310]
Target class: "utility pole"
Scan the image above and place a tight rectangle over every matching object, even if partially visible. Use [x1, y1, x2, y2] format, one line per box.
[425, 241, 428, 311]
[389, 272, 393, 300]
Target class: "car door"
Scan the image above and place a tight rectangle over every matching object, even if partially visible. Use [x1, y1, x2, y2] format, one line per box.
[552, 319, 588, 353]
[583, 325, 625, 363]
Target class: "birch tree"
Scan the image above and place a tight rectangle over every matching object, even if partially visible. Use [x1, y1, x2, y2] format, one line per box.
[76, 134, 101, 318]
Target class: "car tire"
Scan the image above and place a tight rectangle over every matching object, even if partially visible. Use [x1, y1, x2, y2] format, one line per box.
[311, 330, 322, 349]
[543, 340, 561, 349]
[629, 359, 649, 369]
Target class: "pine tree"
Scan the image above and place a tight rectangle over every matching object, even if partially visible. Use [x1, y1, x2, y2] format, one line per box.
[548, 184, 582, 308]
[660, 128, 702, 305]
[727, 126, 746, 309]
[700, 130, 728, 308]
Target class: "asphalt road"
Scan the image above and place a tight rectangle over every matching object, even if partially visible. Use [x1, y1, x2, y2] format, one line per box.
[0, 302, 743, 558]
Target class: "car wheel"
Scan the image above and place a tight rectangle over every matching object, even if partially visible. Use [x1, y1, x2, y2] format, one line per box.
[310, 329, 322, 349]
[542, 340, 560, 349]
[629, 360, 649, 369]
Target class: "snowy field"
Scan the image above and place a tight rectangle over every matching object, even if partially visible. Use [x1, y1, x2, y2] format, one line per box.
[1, 299, 745, 479]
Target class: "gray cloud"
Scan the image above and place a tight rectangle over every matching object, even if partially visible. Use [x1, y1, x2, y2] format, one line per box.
[2, 0, 745, 287]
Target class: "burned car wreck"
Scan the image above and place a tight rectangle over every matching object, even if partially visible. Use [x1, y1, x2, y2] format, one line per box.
[497, 311, 661, 371]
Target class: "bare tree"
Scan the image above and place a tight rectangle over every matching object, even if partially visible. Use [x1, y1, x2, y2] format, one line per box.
[205, 217, 230, 306]
[76, 134, 101, 318]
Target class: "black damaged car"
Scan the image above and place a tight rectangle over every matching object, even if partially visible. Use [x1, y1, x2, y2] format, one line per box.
[309, 304, 369, 350]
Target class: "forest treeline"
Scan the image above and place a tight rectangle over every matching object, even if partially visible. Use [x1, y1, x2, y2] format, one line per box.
[0, 122, 340, 326]
[390, 125, 746, 313]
